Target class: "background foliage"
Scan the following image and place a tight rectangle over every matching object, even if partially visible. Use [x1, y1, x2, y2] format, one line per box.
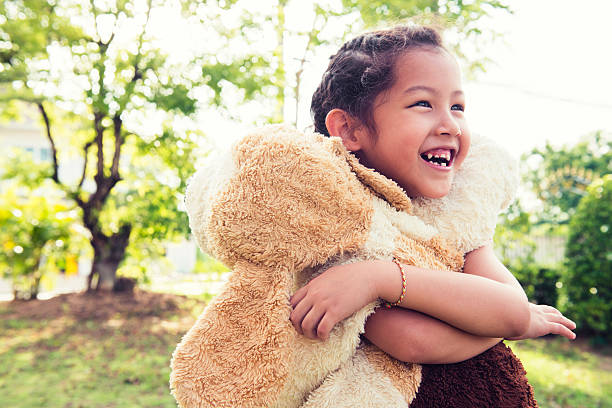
[564, 175, 612, 341]
[0, 150, 86, 299]
[522, 131, 612, 224]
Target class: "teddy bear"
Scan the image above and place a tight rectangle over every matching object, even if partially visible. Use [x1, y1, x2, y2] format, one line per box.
[170, 124, 537, 408]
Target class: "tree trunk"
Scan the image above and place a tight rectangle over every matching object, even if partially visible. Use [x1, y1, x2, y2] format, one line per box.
[88, 224, 132, 292]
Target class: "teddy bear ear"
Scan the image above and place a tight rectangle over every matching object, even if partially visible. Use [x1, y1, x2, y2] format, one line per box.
[202, 125, 373, 270]
[170, 259, 295, 408]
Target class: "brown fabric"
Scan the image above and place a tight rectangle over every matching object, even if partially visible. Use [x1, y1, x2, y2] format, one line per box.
[172, 128, 375, 407]
[170, 260, 295, 408]
[173, 125, 537, 408]
[333, 138, 413, 214]
[207, 131, 372, 271]
[394, 235, 464, 273]
[409, 342, 538, 408]
[362, 341, 422, 404]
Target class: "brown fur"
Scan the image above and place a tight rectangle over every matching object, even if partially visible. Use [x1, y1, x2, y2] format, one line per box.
[336, 139, 413, 214]
[207, 131, 373, 271]
[171, 125, 536, 408]
[170, 261, 295, 407]
[394, 235, 464, 273]
[172, 128, 376, 407]
[362, 341, 422, 403]
[411, 342, 538, 408]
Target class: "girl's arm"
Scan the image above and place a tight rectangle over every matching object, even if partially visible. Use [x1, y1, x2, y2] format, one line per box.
[464, 245, 576, 341]
[291, 244, 576, 344]
[363, 244, 575, 364]
[290, 257, 531, 340]
[363, 246, 508, 365]
[364, 307, 502, 364]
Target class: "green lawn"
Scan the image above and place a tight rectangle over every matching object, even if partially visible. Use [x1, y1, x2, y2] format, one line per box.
[1, 292, 611, 408]
[509, 338, 612, 408]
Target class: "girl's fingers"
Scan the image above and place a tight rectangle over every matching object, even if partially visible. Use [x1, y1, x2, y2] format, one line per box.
[290, 300, 312, 335]
[560, 316, 576, 330]
[540, 304, 559, 313]
[316, 313, 337, 340]
[556, 314, 577, 330]
[546, 312, 576, 330]
[550, 322, 576, 340]
[290, 286, 308, 308]
[301, 306, 325, 339]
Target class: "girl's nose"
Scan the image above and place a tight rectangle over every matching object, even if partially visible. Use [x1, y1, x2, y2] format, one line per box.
[436, 112, 461, 137]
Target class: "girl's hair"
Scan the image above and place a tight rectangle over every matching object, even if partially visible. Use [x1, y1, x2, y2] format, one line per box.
[311, 25, 445, 137]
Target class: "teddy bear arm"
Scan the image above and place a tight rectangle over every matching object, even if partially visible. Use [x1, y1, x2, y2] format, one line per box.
[170, 260, 295, 408]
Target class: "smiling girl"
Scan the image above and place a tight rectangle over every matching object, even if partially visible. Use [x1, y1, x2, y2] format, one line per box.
[290, 25, 575, 365]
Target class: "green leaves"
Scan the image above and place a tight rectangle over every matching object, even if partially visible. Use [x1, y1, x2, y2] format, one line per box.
[0, 0, 219, 287]
[0, 153, 86, 299]
[150, 84, 197, 115]
[340, 0, 512, 75]
[523, 131, 612, 224]
[565, 175, 612, 339]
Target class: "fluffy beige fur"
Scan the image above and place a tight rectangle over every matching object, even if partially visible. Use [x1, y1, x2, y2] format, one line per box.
[170, 124, 517, 408]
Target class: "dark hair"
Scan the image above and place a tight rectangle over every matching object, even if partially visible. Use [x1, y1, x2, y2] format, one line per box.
[311, 25, 445, 137]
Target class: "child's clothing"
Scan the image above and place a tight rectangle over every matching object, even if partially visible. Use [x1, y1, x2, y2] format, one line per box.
[170, 125, 536, 407]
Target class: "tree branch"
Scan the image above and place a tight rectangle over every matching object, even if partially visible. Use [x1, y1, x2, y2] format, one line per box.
[93, 111, 105, 183]
[133, 0, 153, 73]
[78, 138, 95, 189]
[294, 16, 319, 126]
[89, 0, 118, 53]
[110, 114, 123, 180]
[37, 101, 60, 184]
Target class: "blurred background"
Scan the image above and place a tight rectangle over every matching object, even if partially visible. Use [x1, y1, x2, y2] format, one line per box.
[1, 0, 610, 407]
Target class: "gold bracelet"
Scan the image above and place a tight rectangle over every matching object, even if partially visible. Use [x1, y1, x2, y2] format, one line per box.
[385, 258, 406, 308]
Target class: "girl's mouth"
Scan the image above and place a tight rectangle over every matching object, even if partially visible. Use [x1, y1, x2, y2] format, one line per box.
[419, 148, 455, 168]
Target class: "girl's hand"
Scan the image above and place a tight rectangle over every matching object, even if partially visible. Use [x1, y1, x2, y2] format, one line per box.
[289, 261, 381, 341]
[506, 303, 576, 341]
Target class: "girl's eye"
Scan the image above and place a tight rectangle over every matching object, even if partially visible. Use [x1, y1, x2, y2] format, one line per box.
[451, 104, 465, 112]
[410, 101, 431, 108]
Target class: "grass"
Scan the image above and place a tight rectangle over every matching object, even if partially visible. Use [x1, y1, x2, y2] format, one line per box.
[1, 292, 611, 408]
[0, 292, 204, 408]
[509, 338, 612, 408]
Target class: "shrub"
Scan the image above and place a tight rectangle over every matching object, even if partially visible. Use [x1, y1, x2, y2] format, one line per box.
[495, 201, 561, 307]
[506, 257, 561, 308]
[564, 175, 612, 341]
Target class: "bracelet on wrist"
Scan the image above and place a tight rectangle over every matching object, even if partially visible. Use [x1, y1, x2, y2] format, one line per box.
[385, 258, 406, 308]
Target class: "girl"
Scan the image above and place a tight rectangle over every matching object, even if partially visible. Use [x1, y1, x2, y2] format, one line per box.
[289, 25, 576, 365]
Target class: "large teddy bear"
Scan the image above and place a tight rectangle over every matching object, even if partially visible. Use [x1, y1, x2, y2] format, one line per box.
[170, 125, 537, 407]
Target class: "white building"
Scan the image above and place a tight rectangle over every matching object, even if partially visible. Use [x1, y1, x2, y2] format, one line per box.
[0, 115, 52, 162]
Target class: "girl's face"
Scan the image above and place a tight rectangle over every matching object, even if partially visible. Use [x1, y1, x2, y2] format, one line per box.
[353, 48, 471, 199]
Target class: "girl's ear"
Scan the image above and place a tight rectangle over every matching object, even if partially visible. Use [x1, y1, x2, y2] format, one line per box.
[325, 109, 364, 152]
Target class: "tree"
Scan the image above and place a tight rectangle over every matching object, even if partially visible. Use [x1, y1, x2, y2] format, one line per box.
[564, 175, 612, 340]
[1, 0, 515, 293]
[341, 0, 512, 73]
[236, 0, 512, 128]
[522, 131, 612, 224]
[0, 0, 271, 291]
[0, 151, 85, 300]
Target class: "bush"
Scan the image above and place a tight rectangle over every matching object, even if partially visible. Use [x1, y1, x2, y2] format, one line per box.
[507, 258, 561, 308]
[564, 175, 612, 341]
[494, 201, 562, 308]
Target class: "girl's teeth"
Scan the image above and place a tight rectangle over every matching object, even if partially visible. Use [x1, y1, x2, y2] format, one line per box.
[441, 162, 447, 167]
[427, 153, 433, 159]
